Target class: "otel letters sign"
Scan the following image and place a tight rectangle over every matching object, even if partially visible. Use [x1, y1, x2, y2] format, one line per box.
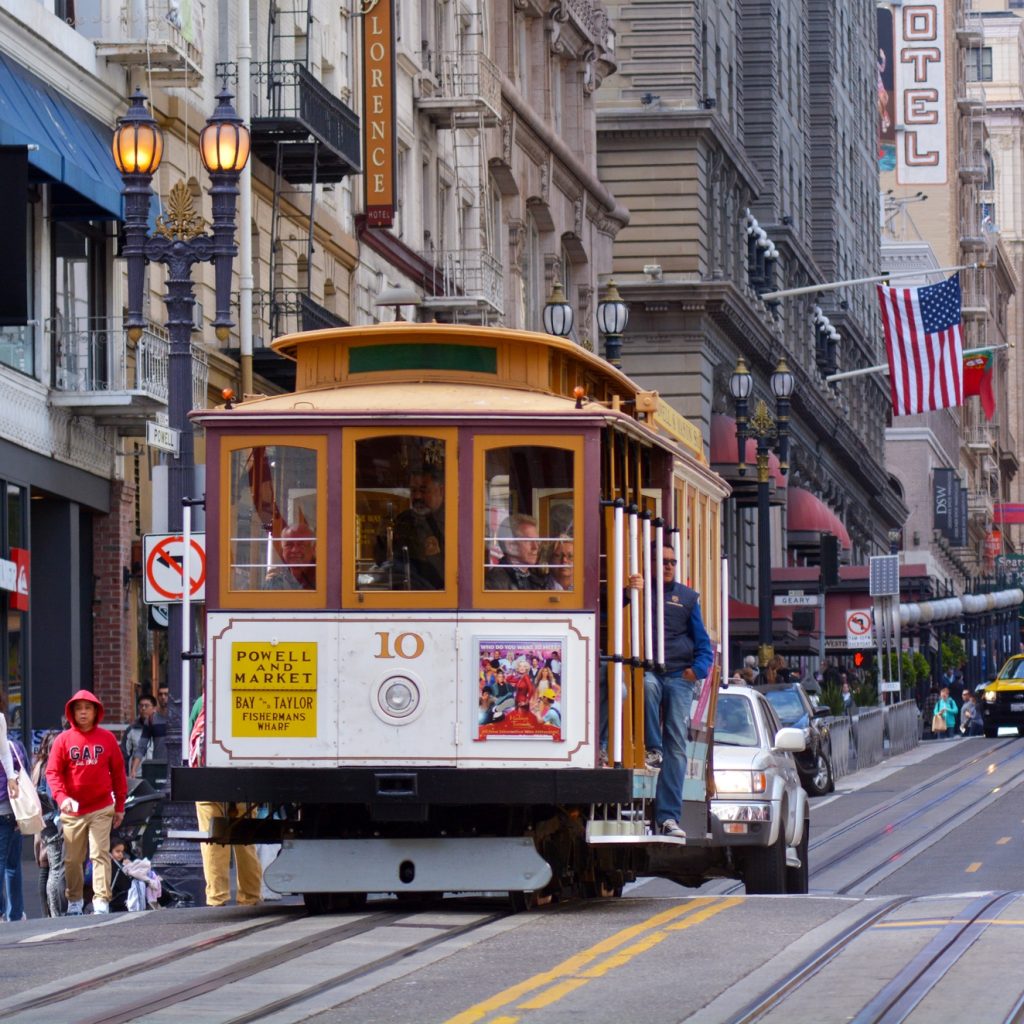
[896, 0, 947, 184]
[361, 0, 396, 226]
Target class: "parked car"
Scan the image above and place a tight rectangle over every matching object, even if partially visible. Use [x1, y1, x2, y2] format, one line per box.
[979, 655, 1024, 737]
[760, 683, 836, 797]
[711, 686, 810, 894]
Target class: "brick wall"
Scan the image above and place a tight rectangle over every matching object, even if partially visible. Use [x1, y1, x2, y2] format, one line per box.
[91, 478, 137, 725]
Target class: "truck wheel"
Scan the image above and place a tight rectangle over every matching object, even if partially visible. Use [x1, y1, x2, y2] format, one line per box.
[743, 833, 786, 894]
[804, 752, 833, 797]
[785, 817, 810, 895]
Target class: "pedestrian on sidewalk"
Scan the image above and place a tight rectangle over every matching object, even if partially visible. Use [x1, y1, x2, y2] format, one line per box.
[0, 692, 28, 922]
[933, 686, 959, 739]
[45, 691, 127, 915]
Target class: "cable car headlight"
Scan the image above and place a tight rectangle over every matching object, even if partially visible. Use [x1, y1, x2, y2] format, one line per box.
[376, 676, 421, 721]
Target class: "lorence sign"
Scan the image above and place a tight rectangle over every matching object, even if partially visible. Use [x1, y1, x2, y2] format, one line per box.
[895, 0, 947, 185]
[361, 0, 396, 227]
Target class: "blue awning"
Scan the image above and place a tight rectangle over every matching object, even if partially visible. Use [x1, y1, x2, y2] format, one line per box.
[0, 51, 123, 220]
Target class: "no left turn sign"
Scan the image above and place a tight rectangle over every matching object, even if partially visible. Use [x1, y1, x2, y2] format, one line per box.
[845, 608, 873, 648]
[143, 533, 206, 605]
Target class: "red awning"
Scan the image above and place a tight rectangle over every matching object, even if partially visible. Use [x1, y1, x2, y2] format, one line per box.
[787, 487, 852, 549]
[710, 414, 787, 487]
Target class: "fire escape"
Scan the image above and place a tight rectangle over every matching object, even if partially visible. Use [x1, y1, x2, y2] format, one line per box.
[50, 0, 208, 431]
[414, 7, 503, 323]
[226, 0, 361, 387]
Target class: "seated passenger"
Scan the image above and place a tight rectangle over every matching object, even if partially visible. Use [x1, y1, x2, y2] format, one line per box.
[486, 514, 554, 591]
[392, 467, 445, 589]
[265, 522, 316, 590]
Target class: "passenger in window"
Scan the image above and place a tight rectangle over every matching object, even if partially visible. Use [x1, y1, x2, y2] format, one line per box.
[486, 514, 554, 590]
[265, 523, 316, 590]
[391, 466, 445, 590]
[547, 536, 574, 590]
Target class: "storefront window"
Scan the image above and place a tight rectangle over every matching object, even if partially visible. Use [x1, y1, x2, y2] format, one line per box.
[228, 444, 320, 592]
[354, 435, 448, 591]
[483, 444, 575, 592]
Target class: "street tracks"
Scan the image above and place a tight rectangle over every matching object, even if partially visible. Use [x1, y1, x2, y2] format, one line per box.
[0, 904, 511, 1024]
[723, 891, 1024, 1024]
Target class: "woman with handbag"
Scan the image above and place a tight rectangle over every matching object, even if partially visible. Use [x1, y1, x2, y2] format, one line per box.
[0, 691, 27, 922]
[934, 686, 958, 739]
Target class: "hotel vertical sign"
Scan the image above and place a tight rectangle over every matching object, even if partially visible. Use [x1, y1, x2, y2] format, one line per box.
[361, 0, 396, 227]
[895, 0, 947, 184]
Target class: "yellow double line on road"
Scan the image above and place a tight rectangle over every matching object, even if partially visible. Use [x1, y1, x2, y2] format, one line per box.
[445, 896, 742, 1024]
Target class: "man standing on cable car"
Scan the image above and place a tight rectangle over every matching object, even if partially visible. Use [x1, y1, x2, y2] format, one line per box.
[645, 544, 713, 840]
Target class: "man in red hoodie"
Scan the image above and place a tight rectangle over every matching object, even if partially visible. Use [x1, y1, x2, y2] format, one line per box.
[46, 690, 127, 915]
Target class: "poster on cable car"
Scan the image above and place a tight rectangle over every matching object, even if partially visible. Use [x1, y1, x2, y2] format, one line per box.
[476, 639, 563, 740]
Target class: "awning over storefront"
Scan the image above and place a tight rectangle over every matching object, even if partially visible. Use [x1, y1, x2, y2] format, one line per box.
[787, 487, 851, 550]
[0, 51, 123, 220]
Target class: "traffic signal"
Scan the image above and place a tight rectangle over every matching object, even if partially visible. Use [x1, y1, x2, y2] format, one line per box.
[853, 651, 865, 667]
[820, 534, 840, 587]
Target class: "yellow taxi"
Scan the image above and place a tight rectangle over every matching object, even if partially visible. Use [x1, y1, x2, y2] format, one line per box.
[980, 655, 1024, 737]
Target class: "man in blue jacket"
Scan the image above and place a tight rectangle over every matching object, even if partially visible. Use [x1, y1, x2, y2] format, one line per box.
[644, 544, 713, 839]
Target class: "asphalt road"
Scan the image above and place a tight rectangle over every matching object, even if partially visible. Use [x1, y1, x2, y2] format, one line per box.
[2, 735, 1022, 1024]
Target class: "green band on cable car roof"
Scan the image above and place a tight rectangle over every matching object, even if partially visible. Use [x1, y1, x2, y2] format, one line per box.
[349, 343, 498, 374]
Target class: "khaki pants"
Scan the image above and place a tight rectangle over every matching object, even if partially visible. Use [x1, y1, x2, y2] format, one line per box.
[195, 802, 263, 906]
[62, 805, 115, 903]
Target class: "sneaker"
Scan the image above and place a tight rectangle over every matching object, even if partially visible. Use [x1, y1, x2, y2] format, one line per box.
[92, 898, 110, 915]
[659, 819, 686, 839]
[66, 900, 84, 916]
[645, 749, 663, 769]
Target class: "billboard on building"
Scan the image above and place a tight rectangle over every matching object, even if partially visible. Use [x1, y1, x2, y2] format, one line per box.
[361, 0, 397, 227]
[933, 467, 955, 536]
[895, 0, 948, 184]
[877, 6, 896, 171]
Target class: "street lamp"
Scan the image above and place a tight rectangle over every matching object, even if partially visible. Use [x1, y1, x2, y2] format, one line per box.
[113, 86, 249, 731]
[730, 356, 795, 668]
[597, 279, 629, 367]
[542, 281, 574, 339]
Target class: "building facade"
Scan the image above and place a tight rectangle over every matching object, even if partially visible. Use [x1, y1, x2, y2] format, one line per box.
[596, 0, 906, 665]
[0, 0, 623, 742]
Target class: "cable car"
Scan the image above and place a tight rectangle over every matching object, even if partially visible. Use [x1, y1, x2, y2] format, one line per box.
[174, 320, 746, 907]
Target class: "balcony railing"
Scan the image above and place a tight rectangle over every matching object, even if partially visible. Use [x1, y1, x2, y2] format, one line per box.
[967, 488, 994, 517]
[965, 427, 993, 451]
[419, 250, 504, 317]
[248, 61, 361, 182]
[91, 0, 203, 83]
[48, 317, 209, 429]
[956, 1, 984, 46]
[416, 51, 502, 126]
[252, 290, 347, 344]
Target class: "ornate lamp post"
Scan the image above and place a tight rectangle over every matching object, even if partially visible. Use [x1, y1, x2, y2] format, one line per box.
[113, 89, 248, 900]
[730, 356, 795, 669]
[113, 88, 249, 687]
[542, 281, 574, 339]
[597, 279, 629, 367]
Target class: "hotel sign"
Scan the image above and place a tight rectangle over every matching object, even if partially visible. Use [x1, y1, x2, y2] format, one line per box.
[360, 0, 396, 227]
[895, 0, 947, 184]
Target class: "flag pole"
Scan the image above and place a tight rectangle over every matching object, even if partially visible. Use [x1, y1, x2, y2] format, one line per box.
[758, 262, 978, 302]
[826, 343, 1008, 383]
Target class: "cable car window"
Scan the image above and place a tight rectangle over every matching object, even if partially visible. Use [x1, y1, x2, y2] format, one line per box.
[354, 435, 447, 591]
[228, 444, 319, 591]
[483, 445, 575, 591]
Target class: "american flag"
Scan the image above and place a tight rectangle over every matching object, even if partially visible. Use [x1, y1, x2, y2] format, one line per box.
[877, 273, 964, 417]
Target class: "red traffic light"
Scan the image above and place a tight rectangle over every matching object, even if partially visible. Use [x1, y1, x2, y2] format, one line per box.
[853, 651, 865, 667]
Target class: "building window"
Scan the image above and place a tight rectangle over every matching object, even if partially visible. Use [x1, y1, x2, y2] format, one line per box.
[0, 188, 35, 378]
[983, 151, 995, 191]
[966, 47, 993, 82]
